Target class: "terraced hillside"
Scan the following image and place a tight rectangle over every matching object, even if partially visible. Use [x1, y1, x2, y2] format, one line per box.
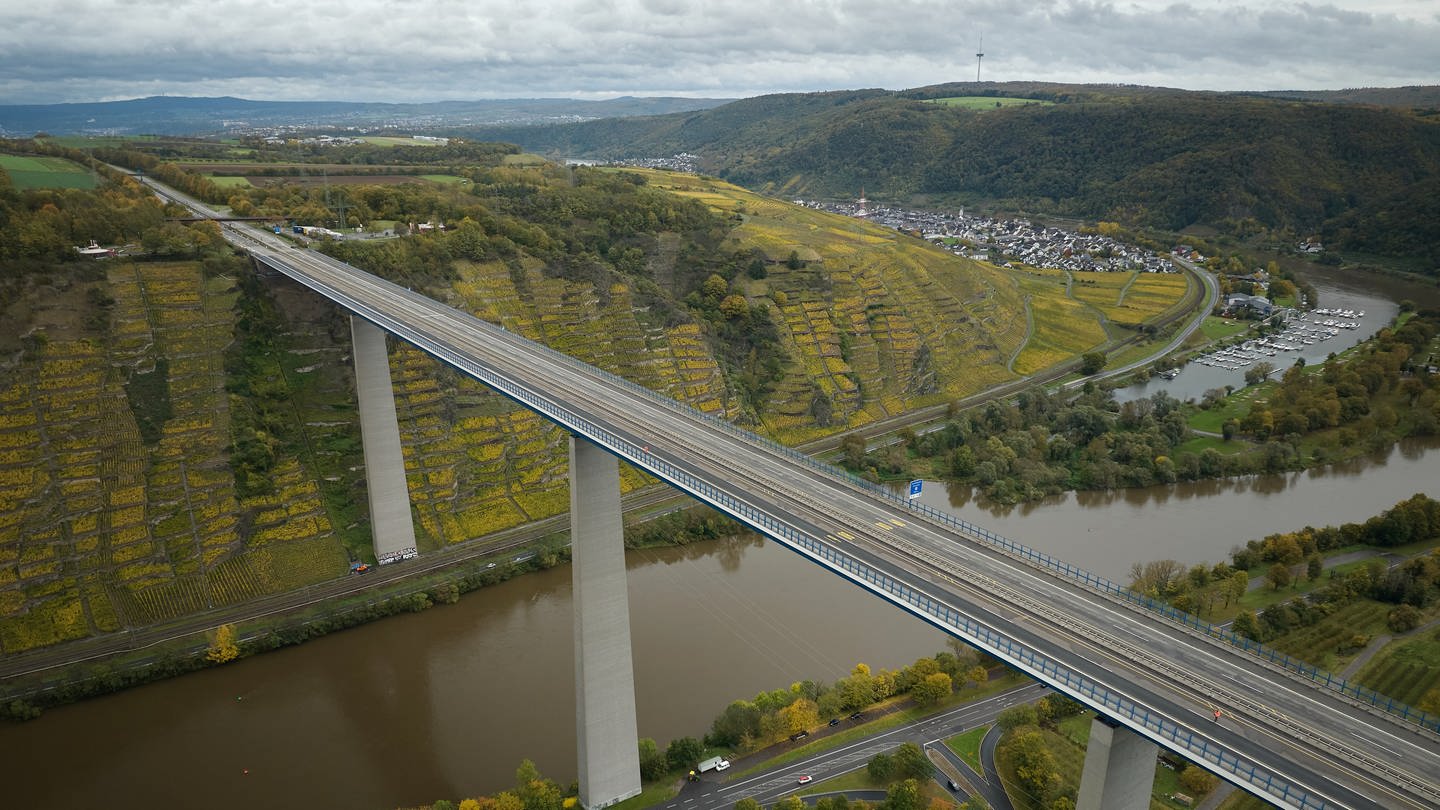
[640, 171, 1143, 441]
[0, 161, 1188, 654]
[0, 262, 349, 654]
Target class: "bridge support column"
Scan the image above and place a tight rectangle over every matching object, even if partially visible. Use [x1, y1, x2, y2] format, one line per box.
[1077, 716, 1158, 810]
[350, 316, 418, 562]
[570, 436, 641, 809]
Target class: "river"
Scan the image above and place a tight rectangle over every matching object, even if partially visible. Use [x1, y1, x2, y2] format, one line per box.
[5, 273, 1440, 809]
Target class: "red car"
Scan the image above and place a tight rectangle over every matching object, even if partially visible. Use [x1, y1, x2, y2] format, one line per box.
[797, 775, 812, 785]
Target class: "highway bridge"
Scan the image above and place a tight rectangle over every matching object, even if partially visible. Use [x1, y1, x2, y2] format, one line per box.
[142, 177, 1440, 810]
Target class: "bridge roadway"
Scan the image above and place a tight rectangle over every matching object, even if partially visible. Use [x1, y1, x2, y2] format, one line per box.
[143, 179, 1440, 810]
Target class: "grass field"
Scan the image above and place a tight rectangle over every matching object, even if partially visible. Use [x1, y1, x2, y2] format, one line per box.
[926, 96, 1053, 110]
[1357, 626, 1440, 709]
[1013, 274, 1107, 375]
[0, 154, 97, 189]
[1068, 270, 1190, 325]
[945, 725, 988, 773]
[205, 175, 254, 188]
[1201, 316, 1252, 340]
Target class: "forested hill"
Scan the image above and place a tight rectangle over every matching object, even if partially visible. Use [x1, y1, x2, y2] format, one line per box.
[451, 83, 1440, 266]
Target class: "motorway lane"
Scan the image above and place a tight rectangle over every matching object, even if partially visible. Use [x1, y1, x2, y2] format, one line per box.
[266, 233, 1436, 809]
[287, 239, 1433, 809]
[148, 184, 1440, 809]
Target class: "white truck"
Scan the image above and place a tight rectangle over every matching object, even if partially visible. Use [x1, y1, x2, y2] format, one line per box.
[697, 756, 731, 773]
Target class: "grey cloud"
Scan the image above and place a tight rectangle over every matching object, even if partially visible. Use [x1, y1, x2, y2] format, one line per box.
[0, 1, 1435, 104]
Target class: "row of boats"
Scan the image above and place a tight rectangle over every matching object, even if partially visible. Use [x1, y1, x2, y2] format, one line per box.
[1188, 310, 1365, 371]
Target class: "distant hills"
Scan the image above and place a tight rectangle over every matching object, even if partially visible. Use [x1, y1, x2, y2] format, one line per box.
[0, 95, 734, 137]
[445, 82, 1440, 266]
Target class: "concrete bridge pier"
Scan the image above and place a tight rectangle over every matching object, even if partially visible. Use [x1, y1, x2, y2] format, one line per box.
[570, 436, 642, 809]
[1076, 716, 1159, 810]
[350, 316, 419, 562]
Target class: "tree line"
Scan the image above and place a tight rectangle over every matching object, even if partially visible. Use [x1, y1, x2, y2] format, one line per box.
[840, 310, 1440, 504]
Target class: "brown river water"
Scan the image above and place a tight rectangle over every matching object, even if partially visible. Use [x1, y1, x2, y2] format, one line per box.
[5, 268, 1440, 810]
[4, 438, 1438, 810]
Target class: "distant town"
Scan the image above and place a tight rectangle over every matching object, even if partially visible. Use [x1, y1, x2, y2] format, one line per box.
[803, 196, 1179, 274]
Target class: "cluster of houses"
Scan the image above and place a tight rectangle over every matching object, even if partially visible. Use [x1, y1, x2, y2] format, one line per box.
[795, 199, 1179, 274]
[605, 153, 702, 173]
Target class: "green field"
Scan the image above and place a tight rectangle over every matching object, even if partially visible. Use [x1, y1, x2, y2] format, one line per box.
[1357, 626, 1440, 708]
[926, 96, 1053, 110]
[0, 154, 97, 189]
[419, 174, 469, 184]
[205, 175, 254, 188]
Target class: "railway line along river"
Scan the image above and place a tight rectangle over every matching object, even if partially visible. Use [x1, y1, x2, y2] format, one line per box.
[4, 269, 1439, 810]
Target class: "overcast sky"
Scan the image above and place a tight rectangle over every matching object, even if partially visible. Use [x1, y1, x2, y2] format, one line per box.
[1, 1, 1435, 104]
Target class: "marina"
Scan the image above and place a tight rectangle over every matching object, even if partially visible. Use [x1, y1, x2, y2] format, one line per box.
[1188, 309, 1363, 371]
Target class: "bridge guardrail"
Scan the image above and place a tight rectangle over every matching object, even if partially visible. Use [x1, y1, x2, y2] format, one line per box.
[324, 246, 1437, 740]
[604, 431, 1333, 810]
[265, 247, 1438, 738]
[519, 335, 1440, 738]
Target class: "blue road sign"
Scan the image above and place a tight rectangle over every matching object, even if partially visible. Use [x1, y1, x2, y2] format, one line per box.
[908, 479, 923, 499]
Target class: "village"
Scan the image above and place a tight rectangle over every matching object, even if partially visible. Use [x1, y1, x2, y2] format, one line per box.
[798, 195, 1179, 274]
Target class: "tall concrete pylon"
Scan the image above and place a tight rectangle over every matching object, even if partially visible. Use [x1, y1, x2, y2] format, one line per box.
[570, 436, 642, 809]
[350, 316, 418, 562]
[1076, 715, 1160, 810]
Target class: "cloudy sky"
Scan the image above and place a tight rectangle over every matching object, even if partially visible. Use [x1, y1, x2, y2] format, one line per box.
[1, 0, 1436, 104]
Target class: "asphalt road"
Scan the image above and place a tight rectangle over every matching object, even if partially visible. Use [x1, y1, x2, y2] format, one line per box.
[665, 684, 1044, 810]
[147, 180, 1440, 810]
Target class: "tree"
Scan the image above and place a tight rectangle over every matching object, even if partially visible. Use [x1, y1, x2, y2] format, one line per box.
[775, 798, 805, 810]
[1080, 352, 1106, 375]
[779, 697, 820, 734]
[1179, 765, 1218, 795]
[206, 623, 240, 664]
[1306, 554, 1323, 582]
[1232, 610, 1260, 641]
[638, 739, 668, 781]
[883, 779, 923, 810]
[667, 736, 704, 772]
[997, 703, 1038, 730]
[1245, 362, 1276, 386]
[911, 672, 952, 707]
[702, 273, 729, 299]
[1001, 730, 1059, 800]
[1388, 604, 1423, 632]
[516, 760, 562, 810]
[1267, 562, 1293, 590]
[868, 752, 895, 781]
[893, 742, 933, 780]
[734, 799, 763, 810]
[720, 294, 750, 319]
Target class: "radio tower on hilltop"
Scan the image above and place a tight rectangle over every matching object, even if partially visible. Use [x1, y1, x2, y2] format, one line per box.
[975, 36, 985, 82]
[857, 187, 869, 217]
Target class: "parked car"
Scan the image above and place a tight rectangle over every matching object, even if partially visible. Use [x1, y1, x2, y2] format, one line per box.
[828, 717, 840, 726]
[789, 730, 809, 742]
